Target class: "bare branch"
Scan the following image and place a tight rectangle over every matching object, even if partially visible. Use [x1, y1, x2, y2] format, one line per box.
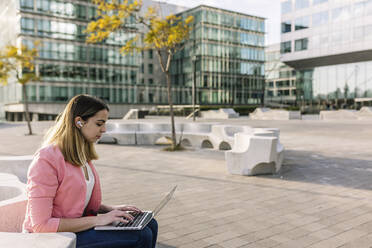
[165, 49, 172, 72]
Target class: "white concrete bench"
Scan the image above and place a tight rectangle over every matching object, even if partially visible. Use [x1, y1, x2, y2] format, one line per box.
[98, 123, 138, 145]
[225, 133, 278, 176]
[320, 108, 372, 120]
[99, 122, 284, 154]
[180, 123, 213, 148]
[99, 122, 285, 176]
[209, 125, 253, 150]
[250, 107, 301, 120]
[319, 109, 358, 120]
[0, 173, 27, 232]
[357, 107, 372, 120]
[0, 155, 33, 183]
[136, 123, 174, 145]
[201, 108, 239, 119]
[253, 128, 284, 171]
[0, 157, 76, 248]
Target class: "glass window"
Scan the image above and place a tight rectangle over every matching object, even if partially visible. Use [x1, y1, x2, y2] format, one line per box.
[312, 11, 328, 26]
[366, 0, 372, 16]
[76, 4, 86, 19]
[295, 38, 308, 51]
[295, 16, 309, 30]
[21, 18, 34, 34]
[88, 7, 96, 20]
[353, 26, 364, 41]
[332, 6, 351, 22]
[148, 64, 153, 74]
[20, 0, 33, 10]
[313, 0, 327, 5]
[280, 41, 291, 54]
[365, 24, 372, 40]
[37, 0, 50, 12]
[354, 2, 365, 17]
[295, 0, 309, 10]
[281, 0, 292, 14]
[281, 21, 291, 33]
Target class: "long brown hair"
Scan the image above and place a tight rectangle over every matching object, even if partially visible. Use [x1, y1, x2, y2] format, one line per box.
[42, 94, 109, 167]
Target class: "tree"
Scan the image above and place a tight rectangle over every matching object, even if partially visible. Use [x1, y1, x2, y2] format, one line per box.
[335, 87, 341, 107]
[85, 0, 194, 150]
[343, 83, 349, 107]
[0, 44, 39, 135]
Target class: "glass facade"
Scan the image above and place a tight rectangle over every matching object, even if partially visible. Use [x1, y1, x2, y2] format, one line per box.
[265, 44, 297, 105]
[282, 0, 372, 53]
[281, 0, 372, 108]
[9, 0, 145, 106]
[296, 61, 372, 107]
[172, 6, 265, 105]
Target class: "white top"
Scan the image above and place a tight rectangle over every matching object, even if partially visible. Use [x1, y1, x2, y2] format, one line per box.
[82, 163, 95, 210]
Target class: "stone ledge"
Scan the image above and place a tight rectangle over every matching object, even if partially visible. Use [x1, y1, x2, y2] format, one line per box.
[0, 232, 76, 248]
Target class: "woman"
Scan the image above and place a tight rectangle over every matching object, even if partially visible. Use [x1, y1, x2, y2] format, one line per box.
[23, 94, 158, 248]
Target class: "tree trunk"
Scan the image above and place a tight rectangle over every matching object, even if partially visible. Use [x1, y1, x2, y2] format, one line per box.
[166, 72, 176, 149]
[261, 82, 265, 107]
[22, 84, 33, 135]
[230, 83, 235, 107]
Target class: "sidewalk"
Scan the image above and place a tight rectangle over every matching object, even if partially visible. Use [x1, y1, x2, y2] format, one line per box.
[1, 119, 372, 248]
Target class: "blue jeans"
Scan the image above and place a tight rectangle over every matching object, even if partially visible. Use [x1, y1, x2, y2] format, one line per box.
[76, 219, 158, 248]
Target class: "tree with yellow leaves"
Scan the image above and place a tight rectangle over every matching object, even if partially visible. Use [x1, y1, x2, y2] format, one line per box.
[0, 43, 39, 135]
[86, 0, 194, 150]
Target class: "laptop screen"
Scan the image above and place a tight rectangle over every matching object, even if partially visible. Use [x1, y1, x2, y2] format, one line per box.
[152, 186, 177, 217]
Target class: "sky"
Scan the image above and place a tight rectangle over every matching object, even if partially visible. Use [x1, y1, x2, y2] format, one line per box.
[163, 0, 281, 46]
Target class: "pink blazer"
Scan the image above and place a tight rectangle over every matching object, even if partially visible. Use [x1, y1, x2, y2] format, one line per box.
[22, 145, 102, 233]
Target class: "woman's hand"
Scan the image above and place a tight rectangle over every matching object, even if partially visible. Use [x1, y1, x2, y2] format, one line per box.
[96, 209, 135, 226]
[113, 205, 142, 214]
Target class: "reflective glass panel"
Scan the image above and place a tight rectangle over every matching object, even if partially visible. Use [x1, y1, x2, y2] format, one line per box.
[281, 21, 291, 33]
[295, 0, 309, 10]
[281, 0, 292, 14]
[295, 16, 309, 30]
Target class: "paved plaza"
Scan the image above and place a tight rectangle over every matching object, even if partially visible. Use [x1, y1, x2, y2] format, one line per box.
[1, 118, 372, 248]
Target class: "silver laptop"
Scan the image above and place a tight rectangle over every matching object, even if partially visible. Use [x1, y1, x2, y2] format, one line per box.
[95, 186, 177, 231]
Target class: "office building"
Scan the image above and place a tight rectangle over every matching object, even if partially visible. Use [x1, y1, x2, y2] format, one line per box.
[281, 0, 372, 109]
[265, 43, 296, 106]
[0, 0, 265, 120]
[173, 5, 265, 106]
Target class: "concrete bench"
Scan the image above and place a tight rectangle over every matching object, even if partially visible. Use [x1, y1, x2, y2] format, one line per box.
[319, 110, 358, 120]
[201, 108, 239, 119]
[99, 123, 138, 145]
[225, 133, 278, 176]
[136, 123, 174, 145]
[0, 157, 76, 248]
[0, 155, 33, 183]
[99, 122, 284, 156]
[250, 107, 301, 120]
[180, 123, 214, 148]
[209, 125, 254, 150]
[320, 108, 372, 120]
[357, 107, 372, 120]
[253, 128, 284, 171]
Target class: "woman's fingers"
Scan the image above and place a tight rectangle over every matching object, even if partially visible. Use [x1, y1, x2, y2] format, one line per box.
[115, 210, 134, 222]
[117, 205, 142, 213]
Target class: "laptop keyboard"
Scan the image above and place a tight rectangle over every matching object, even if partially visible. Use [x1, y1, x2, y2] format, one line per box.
[116, 212, 146, 227]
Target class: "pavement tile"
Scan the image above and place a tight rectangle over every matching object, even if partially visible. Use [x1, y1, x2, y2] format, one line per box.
[219, 237, 249, 248]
